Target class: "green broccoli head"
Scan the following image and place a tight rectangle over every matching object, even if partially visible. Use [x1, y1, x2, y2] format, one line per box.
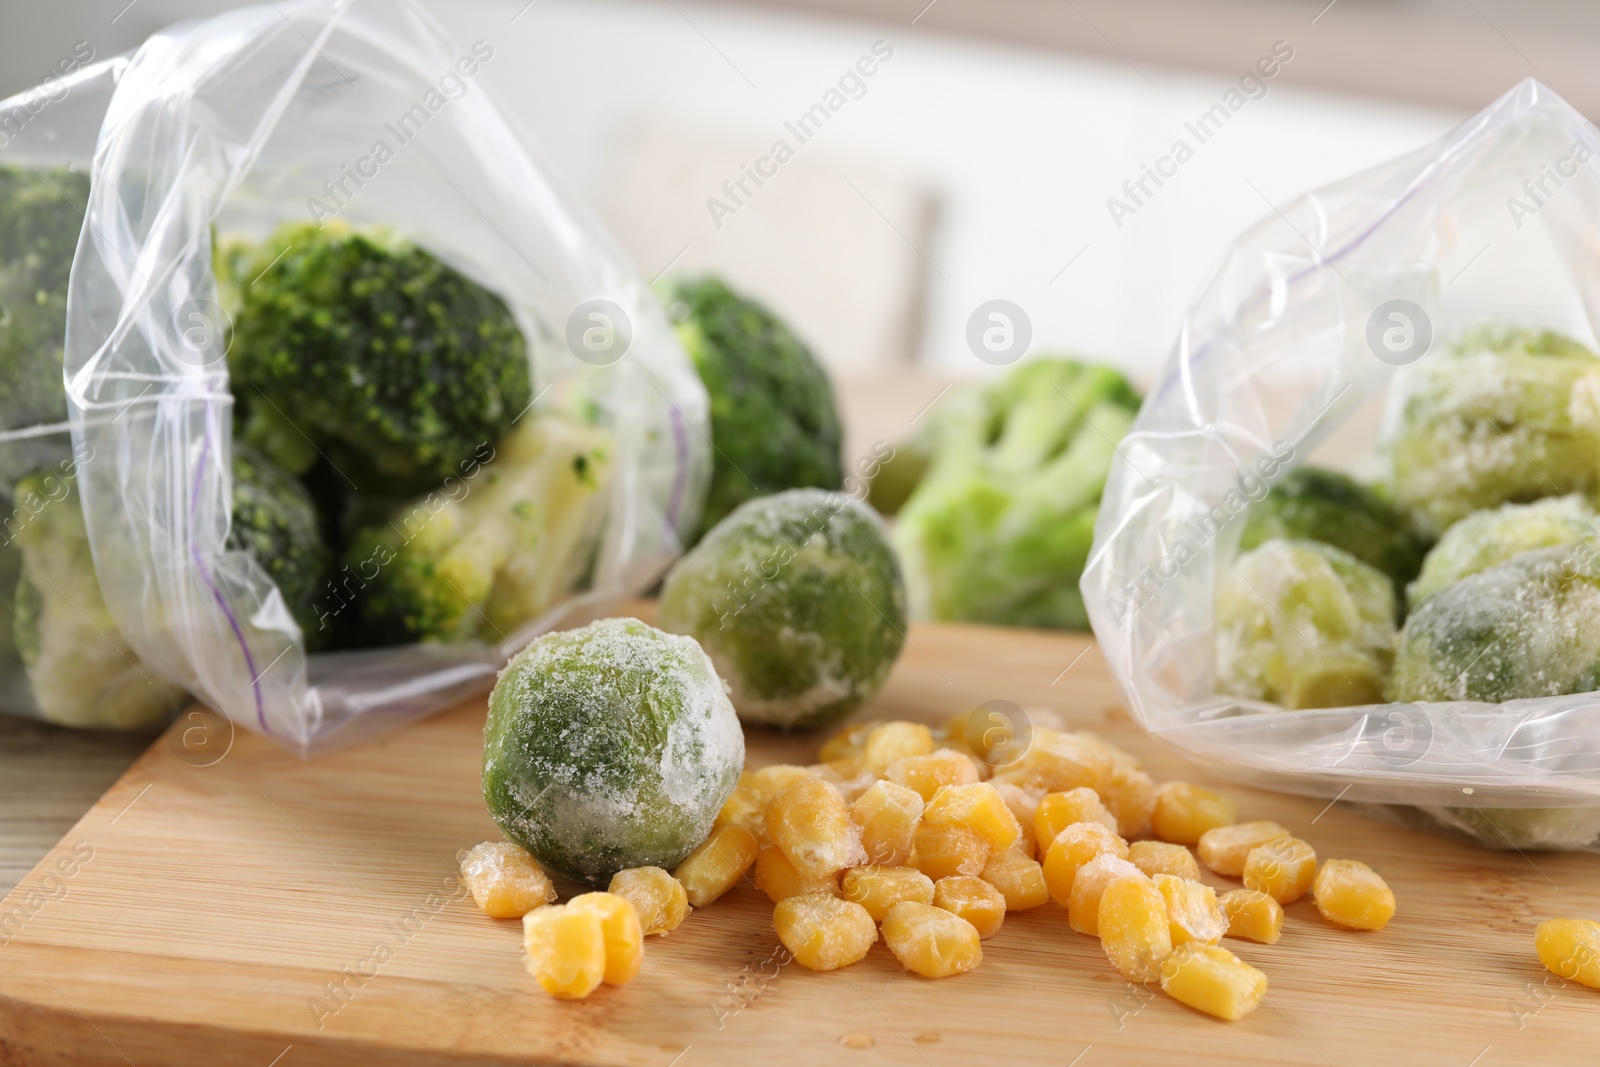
[1407, 494, 1596, 609]
[663, 276, 843, 539]
[1418, 804, 1600, 851]
[227, 442, 332, 651]
[338, 414, 613, 645]
[227, 221, 532, 483]
[1240, 466, 1426, 594]
[892, 358, 1141, 629]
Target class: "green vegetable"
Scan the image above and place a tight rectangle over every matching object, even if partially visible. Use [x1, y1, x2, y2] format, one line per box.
[1407, 494, 1595, 609]
[1418, 804, 1600, 851]
[658, 488, 906, 730]
[482, 617, 744, 884]
[228, 442, 333, 651]
[892, 358, 1141, 629]
[1240, 466, 1425, 593]
[1216, 538, 1396, 709]
[664, 276, 843, 540]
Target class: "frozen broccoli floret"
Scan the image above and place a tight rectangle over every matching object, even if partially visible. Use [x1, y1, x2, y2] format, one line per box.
[228, 443, 332, 651]
[1240, 467, 1425, 592]
[1417, 804, 1600, 851]
[1407, 494, 1596, 609]
[658, 488, 906, 730]
[1216, 538, 1397, 709]
[339, 415, 612, 645]
[892, 358, 1141, 629]
[226, 222, 532, 484]
[1389, 543, 1600, 703]
[663, 276, 843, 539]
[1384, 326, 1600, 537]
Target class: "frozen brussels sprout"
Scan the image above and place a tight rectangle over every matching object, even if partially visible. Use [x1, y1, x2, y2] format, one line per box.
[1384, 326, 1600, 537]
[1240, 466, 1426, 591]
[1389, 543, 1600, 703]
[482, 617, 745, 885]
[1216, 539, 1397, 709]
[1407, 494, 1597, 609]
[1417, 804, 1600, 851]
[658, 488, 906, 730]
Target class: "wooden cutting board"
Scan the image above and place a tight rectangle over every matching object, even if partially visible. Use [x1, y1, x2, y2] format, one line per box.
[2, 617, 1598, 1066]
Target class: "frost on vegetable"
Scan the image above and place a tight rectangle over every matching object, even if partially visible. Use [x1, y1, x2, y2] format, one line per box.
[657, 488, 906, 730]
[1384, 326, 1600, 537]
[229, 443, 332, 651]
[482, 617, 744, 885]
[1417, 803, 1600, 851]
[1240, 466, 1425, 591]
[1390, 543, 1600, 703]
[1407, 494, 1596, 610]
[1216, 538, 1396, 709]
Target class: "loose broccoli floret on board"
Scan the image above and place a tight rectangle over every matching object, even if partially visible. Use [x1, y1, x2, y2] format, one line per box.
[228, 443, 332, 651]
[1406, 494, 1596, 609]
[1240, 466, 1425, 593]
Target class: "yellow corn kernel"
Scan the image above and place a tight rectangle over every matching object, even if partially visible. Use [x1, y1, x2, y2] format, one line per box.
[992, 729, 1112, 795]
[459, 841, 556, 919]
[990, 782, 1043, 858]
[1159, 942, 1268, 1021]
[1312, 859, 1395, 931]
[773, 893, 877, 971]
[1243, 837, 1317, 904]
[943, 706, 1026, 770]
[1043, 821, 1129, 906]
[913, 822, 990, 880]
[860, 721, 935, 776]
[922, 783, 1021, 852]
[1153, 874, 1226, 946]
[980, 846, 1049, 911]
[1197, 821, 1291, 878]
[716, 764, 819, 838]
[1069, 855, 1145, 936]
[886, 750, 980, 801]
[1074, 729, 1142, 771]
[675, 824, 759, 907]
[881, 901, 983, 978]
[1219, 889, 1283, 945]
[1102, 765, 1158, 839]
[1128, 840, 1201, 881]
[566, 892, 643, 986]
[1151, 782, 1237, 846]
[522, 905, 606, 999]
[754, 844, 841, 903]
[842, 865, 935, 921]
[933, 875, 1007, 939]
[1035, 787, 1119, 846]
[1099, 875, 1173, 983]
[767, 778, 867, 878]
[1535, 919, 1600, 989]
[850, 780, 923, 866]
[608, 866, 690, 936]
[819, 719, 881, 766]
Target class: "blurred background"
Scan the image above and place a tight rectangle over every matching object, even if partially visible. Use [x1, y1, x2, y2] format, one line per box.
[5, 0, 1599, 388]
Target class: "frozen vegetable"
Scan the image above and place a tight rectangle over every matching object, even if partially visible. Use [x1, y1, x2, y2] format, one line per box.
[1407, 494, 1596, 609]
[1240, 466, 1425, 591]
[1417, 803, 1600, 851]
[228, 442, 332, 651]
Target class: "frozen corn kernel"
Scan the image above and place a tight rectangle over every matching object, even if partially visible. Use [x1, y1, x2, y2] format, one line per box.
[820, 719, 881, 765]
[1098, 876, 1173, 983]
[460, 841, 557, 919]
[922, 783, 1022, 852]
[1128, 841, 1201, 881]
[886, 750, 981, 801]
[675, 824, 759, 907]
[716, 765, 819, 838]
[767, 778, 867, 878]
[1159, 942, 1268, 1021]
[1219, 889, 1283, 945]
[913, 822, 990, 880]
[1151, 782, 1237, 846]
[755, 845, 841, 903]
[881, 901, 983, 978]
[942, 706, 1026, 770]
[1074, 730, 1142, 771]
[1312, 859, 1395, 931]
[1043, 821, 1129, 906]
[1197, 821, 1291, 878]
[1153, 874, 1227, 946]
[522, 905, 606, 999]
[1035, 787, 1119, 846]
[843, 865, 936, 921]
[566, 892, 644, 986]
[992, 729, 1112, 795]
[1102, 765, 1158, 839]
[860, 721, 935, 776]
[933, 875, 1007, 939]
[1069, 855, 1145, 936]
[980, 847, 1049, 911]
[608, 866, 690, 936]
[990, 782, 1043, 857]
[1535, 919, 1600, 989]
[810, 762, 878, 805]
[773, 893, 877, 971]
[1243, 837, 1317, 904]
[850, 780, 924, 866]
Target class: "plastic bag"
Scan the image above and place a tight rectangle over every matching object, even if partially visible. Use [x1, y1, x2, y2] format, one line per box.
[0, 0, 709, 753]
[1082, 79, 1600, 849]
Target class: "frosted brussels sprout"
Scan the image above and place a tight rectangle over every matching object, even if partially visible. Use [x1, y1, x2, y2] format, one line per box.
[1384, 326, 1600, 537]
[1216, 539, 1397, 709]
[658, 488, 906, 730]
[1240, 466, 1425, 591]
[1407, 494, 1597, 609]
[1389, 542, 1600, 703]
